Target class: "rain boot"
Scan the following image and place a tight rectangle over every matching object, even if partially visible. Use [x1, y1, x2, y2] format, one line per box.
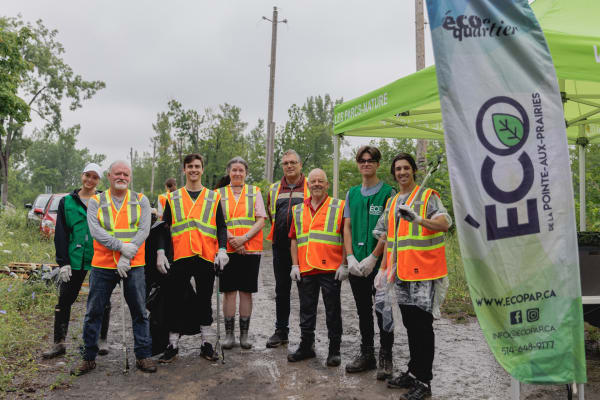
[239, 316, 252, 349]
[98, 302, 111, 355]
[43, 309, 67, 359]
[222, 317, 235, 349]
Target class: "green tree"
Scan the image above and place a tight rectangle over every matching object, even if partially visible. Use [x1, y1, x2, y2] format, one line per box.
[0, 16, 105, 205]
[245, 119, 266, 182]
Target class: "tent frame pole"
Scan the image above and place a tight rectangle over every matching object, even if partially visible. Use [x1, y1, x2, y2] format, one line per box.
[579, 125, 586, 231]
[333, 134, 340, 198]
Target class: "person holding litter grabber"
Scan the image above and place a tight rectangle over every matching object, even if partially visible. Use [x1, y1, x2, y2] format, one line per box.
[72, 160, 155, 376]
[154, 153, 229, 364]
[343, 146, 396, 380]
[43, 163, 112, 359]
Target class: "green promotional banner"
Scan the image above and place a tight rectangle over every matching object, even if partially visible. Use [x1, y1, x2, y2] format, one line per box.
[425, 0, 586, 384]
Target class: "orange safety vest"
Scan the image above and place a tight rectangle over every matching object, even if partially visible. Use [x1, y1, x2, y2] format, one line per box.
[266, 179, 310, 241]
[158, 193, 168, 212]
[385, 185, 447, 281]
[169, 187, 221, 263]
[218, 184, 263, 253]
[292, 196, 345, 274]
[91, 189, 146, 269]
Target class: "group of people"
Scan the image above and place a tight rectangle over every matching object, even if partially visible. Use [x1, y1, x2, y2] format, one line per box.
[43, 145, 450, 400]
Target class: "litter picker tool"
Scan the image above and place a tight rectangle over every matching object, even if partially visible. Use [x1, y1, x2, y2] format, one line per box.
[120, 280, 130, 374]
[214, 266, 225, 364]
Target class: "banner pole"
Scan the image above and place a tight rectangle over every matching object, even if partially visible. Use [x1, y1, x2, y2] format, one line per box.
[578, 125, 586, 231]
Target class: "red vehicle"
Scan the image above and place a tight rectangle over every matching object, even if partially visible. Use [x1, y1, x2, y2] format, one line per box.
[40, 193, 67, 237]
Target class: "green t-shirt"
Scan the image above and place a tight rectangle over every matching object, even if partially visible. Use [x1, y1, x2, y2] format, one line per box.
[345, 182, 395, 262]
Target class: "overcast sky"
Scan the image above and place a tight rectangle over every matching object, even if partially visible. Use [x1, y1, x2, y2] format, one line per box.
[4, 0, 434, 167]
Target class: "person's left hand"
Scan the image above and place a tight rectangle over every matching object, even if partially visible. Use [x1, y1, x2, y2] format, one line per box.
[214, 248, 230, 270]
[397, 204, 422, 224]
[334, 264, 349, 281]
[116, 256, 131, 278]
[360, 253, 378, 277]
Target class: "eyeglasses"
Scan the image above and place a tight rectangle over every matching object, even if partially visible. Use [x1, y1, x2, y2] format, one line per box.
[357, 159, 378, 164]
[281, 161, 299, 166]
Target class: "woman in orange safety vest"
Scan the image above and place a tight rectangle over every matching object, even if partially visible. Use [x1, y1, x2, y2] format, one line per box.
[375, 152, 451, 399]
[156, 177, 177, 219]
[215, 156, 266, 350]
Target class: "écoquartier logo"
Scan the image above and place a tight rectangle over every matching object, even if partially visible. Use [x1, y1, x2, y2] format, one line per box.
[442, 11, 519, 41]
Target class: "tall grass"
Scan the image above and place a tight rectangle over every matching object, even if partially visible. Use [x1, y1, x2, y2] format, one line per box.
[442, 231, 475, 321]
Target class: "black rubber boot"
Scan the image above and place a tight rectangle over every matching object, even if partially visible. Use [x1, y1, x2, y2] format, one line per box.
[345, 345, 377, 373]
[98, 303, 111, 356]
[239, 317, 252, 349]
[326, 339, 341, 367]
[223, 317, 235, 349]
[43, 309, 67, 359]
[376, 349, 393, 381]
[287, 336, 316, 362]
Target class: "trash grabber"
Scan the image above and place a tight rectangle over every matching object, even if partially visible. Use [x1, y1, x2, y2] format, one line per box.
[120, 279, 130, 373]
[214, 266, 225, 364]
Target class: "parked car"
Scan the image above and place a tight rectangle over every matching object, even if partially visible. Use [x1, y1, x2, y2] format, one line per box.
[25, 193, 52, 227]
[40, 193, 67, 237]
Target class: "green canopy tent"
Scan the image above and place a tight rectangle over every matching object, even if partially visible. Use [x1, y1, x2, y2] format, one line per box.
[332, 0, 600, 230]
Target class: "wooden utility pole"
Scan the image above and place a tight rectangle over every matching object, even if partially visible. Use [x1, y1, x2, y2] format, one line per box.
[263, 7, 287, 183]
[150, 139, 156, 195]
[130, 147, 134, 190]
[415, 0, 428, 172]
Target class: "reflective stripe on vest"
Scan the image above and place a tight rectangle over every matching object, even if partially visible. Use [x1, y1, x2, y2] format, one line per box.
[169, 187, 220, 262]
[218, 184, 263, 253]
[293, 197, 344, 273]
[92, 189, 145, 269]
[386, 186, 447, 281]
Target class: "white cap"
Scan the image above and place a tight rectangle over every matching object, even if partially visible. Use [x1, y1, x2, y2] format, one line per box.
[82, 163, 103, 178]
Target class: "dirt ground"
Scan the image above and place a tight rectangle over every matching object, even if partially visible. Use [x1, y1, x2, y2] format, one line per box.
[17, 250, 600, 400]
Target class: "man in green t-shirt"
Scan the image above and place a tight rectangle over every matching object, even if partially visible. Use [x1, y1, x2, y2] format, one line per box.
[343, 146, 396, 381]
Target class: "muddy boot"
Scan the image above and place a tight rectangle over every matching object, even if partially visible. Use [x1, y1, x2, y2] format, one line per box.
[222, 317, 235, 349]
[70, 360, 96, 376]
[287, 336, 316, 362]
[326, 339, 341, 367]
[266, 328, 288, 348]
[239, 317, 252, 349]
[98, 302, 111, 356]
[345, 345, 377, 373]
[376, 349, 393, 381]
[43, 310, 68, 359]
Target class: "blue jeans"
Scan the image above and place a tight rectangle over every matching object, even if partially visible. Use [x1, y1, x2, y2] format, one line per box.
[83, 267, 151, 360]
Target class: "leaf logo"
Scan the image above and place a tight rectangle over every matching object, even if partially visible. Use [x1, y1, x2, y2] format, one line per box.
[492, 113, 524, 147]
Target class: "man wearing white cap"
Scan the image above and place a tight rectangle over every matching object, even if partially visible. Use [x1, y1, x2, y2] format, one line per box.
[43, 163, 113, 358]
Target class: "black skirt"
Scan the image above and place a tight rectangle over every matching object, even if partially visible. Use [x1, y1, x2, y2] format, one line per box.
[219, 253, 260, 293]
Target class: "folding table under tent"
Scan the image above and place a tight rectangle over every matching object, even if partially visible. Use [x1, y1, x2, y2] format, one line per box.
[332, 0, 600, 232]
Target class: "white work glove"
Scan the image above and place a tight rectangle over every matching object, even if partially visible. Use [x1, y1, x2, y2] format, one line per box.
[347, 254, 362, 277]
[360, 253, 378, 277]
[120, 242, 138, 259]
[374, 268, 387, 291]
[116, 256, 131, 278]
[59, 265, 72, 283]
[397, 204, 422, 224]
[334, 264, 349, 281]
[214, 248, 229, 271]
[156, 249, 170, 274]
[290, 265, 301, 282]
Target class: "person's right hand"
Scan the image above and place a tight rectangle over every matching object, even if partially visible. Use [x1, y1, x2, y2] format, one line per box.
[120, 242, 138, 259]
[156, 249, 170, 274]
[290, 265, 301, 282]
[374, 268, 386, 290]
[59, 265, 72, 283]
[347, 254, 362, 276]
